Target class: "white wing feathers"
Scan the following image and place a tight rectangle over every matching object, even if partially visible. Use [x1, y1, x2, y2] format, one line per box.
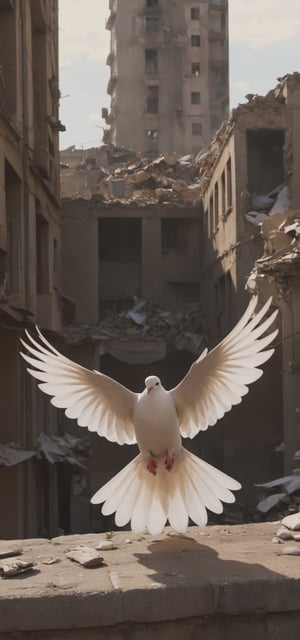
[171, 296, 278, 438]
[20, 328, 137, 445]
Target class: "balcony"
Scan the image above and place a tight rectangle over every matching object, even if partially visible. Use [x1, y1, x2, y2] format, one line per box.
[106, 51, 115, 66]
[107, 73, 117, 96]
[209, 30, 227, 42]
[105, 10, 116, 31]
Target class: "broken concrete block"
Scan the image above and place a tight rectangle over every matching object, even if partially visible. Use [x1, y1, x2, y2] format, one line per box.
[276, 526, 294, 540]
[95, 541, 117, 551]
[281, 513, 300, 531]
[0, 559, 34, 578]
[66, 546, 104, 568]
[282, 545, 300, 556]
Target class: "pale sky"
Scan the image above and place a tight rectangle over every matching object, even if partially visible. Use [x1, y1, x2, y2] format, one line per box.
[59, 0, 300, 149]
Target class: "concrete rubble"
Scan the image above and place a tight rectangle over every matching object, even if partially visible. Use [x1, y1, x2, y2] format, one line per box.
[61, 299, 205, 364]
[246, 211, 300, 295]
[61, 146, 206, 206]
[0, 433, 89, 469]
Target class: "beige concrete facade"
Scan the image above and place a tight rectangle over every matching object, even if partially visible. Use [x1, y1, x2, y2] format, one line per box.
[104, 0, 228, 156]
[200, 73, 300, 493]
[0, 0, 63, 539]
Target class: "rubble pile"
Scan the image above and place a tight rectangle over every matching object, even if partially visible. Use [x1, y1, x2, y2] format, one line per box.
[199, 72, 300, 192]
[62, 299, 205, 357]
[93, 151, 205, 206]
[246, 211, 300, 295]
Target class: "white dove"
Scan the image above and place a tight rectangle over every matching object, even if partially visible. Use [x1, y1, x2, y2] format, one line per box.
[20, 295, 278, 535]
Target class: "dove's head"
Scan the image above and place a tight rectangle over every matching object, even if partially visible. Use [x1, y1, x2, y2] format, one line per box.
[145, 375, 161, 395]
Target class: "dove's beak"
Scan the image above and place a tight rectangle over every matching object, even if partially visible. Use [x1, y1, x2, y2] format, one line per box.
[147, 387, 153, 395]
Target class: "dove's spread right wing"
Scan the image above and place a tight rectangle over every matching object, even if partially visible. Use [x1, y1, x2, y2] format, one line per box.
[20, 329, 137, 445]
[171, 296, 278, 438]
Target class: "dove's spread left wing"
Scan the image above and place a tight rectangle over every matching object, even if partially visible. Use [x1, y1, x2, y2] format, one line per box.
[20, 329, 137, 445]
[171, 296, 278, 438]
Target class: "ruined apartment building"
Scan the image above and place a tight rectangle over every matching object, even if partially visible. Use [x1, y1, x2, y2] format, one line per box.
[103, 0, 228, 156]
[0, 0, 64, 539]
[199, 73, 300, 503]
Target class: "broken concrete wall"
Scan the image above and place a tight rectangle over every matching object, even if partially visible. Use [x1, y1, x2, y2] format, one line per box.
[247, 211, 300, 476]
[199, 77, 300, 502]
[62, 199, 202, 324]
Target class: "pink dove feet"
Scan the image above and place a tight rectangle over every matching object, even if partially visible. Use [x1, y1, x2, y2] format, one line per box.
[146, 453, 175, 474]
[146, 456, 157, 476]
[165, 452, 175, 472]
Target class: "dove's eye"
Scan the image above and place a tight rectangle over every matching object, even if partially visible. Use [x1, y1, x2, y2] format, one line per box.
[155, 382, 159, 386]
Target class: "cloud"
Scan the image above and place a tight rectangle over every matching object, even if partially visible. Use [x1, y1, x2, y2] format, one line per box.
[230, 0, 300, 47]
[59, 0, 110, 66]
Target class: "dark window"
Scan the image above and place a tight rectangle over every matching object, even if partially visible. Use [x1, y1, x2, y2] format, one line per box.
[53, 237, 59, 291]
[191, 7, 200, 20]
[192, 122, 202, 136]
[145, 49, 158, 74]
[36, 211, 49, 294]
[221, 12, 226, 32]
[191, 34, 200, 47]
[161, 219, 189, 257]
[209, 195, 213, 237]
[214, 272, 234, 338]
[191, 91, 201, 104]
[226, 157, 232, 208]
[146, 0, 159, 6]
[247, 129, 285, 195]
[146, 85, 159, 113]
[145, 16, 159, 33]
[221, 170, 226, 216]
[191, 62, 200, 76]
[214, 182, 219, 230]
[99, 219, 141, 262]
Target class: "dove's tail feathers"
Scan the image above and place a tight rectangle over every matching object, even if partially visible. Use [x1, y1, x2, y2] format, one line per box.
[91, 448, 241, 535]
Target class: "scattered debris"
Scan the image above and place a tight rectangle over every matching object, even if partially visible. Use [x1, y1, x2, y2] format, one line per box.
[66, 546, 104, 568]
[37, 433, 90, 467]
[40, 557, 60, 565]
[95, 541, 117, 551]
[61, 144, 205, 206]
[281, 513, 300, 531]
[275, 526, 294, 541]
[255, 468, 300, 515]
[245, 185, 290, 227]
[282, 545, 300, 556]
[62, 299, 205, 362]
[0, 559, 35, 578]
[246, 211, 300, 296]
[0, 444, 36, 467]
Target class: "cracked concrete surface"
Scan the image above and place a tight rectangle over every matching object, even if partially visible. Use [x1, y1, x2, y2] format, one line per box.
[0, 523, 299, 638]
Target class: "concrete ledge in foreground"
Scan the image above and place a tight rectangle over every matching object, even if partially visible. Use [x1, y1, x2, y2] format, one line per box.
[0, 523, 299, 639]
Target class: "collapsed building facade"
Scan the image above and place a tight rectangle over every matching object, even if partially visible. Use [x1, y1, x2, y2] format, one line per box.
[0, 1, 64, 539]
[103, 0, 229, 156]
[200, 73, 300, 505]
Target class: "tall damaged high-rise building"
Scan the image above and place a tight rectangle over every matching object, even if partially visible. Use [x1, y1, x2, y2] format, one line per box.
[103, 0, 228, 156]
